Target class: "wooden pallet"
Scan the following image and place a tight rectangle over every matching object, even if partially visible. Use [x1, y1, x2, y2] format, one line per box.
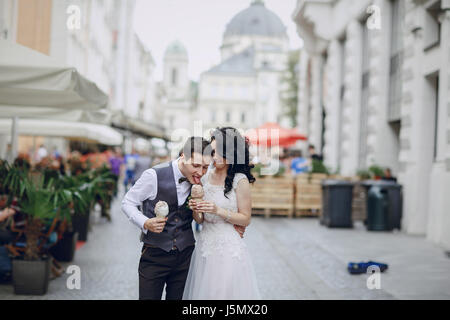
[295, 209, 321, 217]
[294, 173, 326, 216]
[252, 208, 294, 218]
[251, 176, 295, 218]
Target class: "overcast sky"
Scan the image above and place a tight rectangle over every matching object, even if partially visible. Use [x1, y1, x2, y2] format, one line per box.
[133, 0, 303, 82]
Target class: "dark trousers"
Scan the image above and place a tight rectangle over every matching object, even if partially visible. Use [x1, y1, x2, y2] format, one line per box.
[138, 244, 194, 300]
[0, 229, 12, 245]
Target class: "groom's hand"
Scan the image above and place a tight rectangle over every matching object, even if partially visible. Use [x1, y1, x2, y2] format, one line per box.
[144, 217, 168, 233]
[234, 225, 246, 238]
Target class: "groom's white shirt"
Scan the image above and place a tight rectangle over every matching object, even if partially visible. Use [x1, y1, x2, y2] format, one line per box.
[121, 157, 191, 234]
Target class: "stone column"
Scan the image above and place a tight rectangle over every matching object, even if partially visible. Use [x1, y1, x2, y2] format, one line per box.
[340, 20, 363, 176]
[366, 0, 401, 173]
[323, 39, 343, 172]
[297, 50, 310, 138]
[308, 54, 324, 153]
[427, 0, 450, 249]
[439, 1, 450, 172]
[398, 1, 429, 235]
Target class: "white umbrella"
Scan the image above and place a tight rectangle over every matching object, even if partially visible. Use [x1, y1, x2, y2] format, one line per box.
[0, 119, 123, 146]
[0, 40, 108, 112]
[0, 40, 118, 158]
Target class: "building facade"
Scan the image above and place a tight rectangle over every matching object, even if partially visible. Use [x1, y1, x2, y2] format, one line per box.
[0, 0, 159, 155]
[155, 40, 197, 136]
[292, 0, 450, 249]
[155, 0, 293, 138]
[196, 0, 291, 132]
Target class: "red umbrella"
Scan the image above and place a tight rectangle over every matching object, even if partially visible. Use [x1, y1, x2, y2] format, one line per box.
[246, 122, 307, 147]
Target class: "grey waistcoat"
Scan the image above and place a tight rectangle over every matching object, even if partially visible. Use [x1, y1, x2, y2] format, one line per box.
[140, 161, 195, 252]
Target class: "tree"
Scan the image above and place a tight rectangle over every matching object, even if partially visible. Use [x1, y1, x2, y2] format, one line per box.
[279, 50, 300, 128]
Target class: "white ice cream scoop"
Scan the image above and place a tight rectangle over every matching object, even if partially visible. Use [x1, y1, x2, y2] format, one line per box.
[155, 201, 169, 217]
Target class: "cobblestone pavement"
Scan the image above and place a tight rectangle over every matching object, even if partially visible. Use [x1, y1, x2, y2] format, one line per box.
[1, 189, 449, 300]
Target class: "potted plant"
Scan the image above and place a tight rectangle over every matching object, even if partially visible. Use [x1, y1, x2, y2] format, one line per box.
[10, 173, 55, 295]
[69, 166, 114, 241]
[46, 173, 83, 263]
[357, 169, 371, 181]
[368, 165, 384, 180]
[311, 159, 329, 175]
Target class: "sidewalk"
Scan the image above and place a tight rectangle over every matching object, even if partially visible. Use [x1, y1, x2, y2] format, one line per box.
[1, 189, 449, 299]
[248, 217, 450, 299]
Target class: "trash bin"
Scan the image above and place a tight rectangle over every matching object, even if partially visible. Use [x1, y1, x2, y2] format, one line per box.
[321, 180, 354, 228]
[362, 180, 402, 231]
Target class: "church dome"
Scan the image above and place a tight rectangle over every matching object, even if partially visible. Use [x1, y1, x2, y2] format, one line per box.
[164, 40, 188, 57]
[224, 0, 287, 38]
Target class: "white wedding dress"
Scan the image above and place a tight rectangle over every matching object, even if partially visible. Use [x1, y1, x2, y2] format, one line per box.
[182, 168, 261, 300]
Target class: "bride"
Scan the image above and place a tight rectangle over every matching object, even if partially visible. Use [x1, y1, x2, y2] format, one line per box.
[182, 127, 261, 300]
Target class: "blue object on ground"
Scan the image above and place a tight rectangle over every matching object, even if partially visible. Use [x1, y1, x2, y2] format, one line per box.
[347, 261, 389, 274]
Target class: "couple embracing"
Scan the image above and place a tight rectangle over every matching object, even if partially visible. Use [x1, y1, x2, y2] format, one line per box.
[121, 127, 261, 300]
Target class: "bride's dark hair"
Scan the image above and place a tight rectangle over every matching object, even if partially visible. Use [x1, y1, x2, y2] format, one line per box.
[210, 127, 256, 198]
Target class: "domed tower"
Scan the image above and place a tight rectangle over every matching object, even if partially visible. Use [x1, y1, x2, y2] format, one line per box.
[220, 0, 289, 61]
[163, 40, 189, 100]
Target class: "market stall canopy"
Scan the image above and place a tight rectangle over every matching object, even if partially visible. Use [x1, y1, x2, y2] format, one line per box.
[0, 40, 108, 116]
[247, 122, 307, 147]
[111, 111, 168, 140]
[0, 118, 123, 146]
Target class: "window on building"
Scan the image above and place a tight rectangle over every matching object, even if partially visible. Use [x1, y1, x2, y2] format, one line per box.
[424, 1, 441, 50]
[226, 111, 231, 122]
[171, 68, 178, 86]
[241, 112, 246, 124]
[138, 101, 145, 119]
[388, 0, 404, 122]
[211, 110, 216, 123]
[433, 75, 440, 161]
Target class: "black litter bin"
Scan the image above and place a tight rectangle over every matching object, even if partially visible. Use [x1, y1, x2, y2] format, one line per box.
[362, 180, 402, 231]
[321, 180, 354, 228]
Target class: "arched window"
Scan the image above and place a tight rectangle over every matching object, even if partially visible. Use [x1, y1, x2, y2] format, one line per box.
[171, 68, 178, 86]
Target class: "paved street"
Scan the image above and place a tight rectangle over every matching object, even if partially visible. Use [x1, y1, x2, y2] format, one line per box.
[1, 188, 449, 300]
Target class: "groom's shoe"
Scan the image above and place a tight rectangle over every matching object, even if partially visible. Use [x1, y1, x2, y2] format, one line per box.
[347, 261, 389, 274]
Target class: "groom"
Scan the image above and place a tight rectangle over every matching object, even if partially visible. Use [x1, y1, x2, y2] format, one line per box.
[121, 137, 245, 300]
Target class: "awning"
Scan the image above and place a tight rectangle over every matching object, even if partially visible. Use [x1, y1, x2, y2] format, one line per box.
[246, 122, 307, 147]
[0, 119, 123, 146]
[0, 40, 108, 115]
[111, 111, 168, 140]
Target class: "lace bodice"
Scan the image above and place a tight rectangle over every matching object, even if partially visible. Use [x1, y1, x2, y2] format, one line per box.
[196, 168, 249, 260]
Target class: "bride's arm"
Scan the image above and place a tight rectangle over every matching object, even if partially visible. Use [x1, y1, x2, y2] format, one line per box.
[196, 179, 252, 227]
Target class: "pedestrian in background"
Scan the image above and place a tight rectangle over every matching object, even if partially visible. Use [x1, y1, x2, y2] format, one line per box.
[308, 144, 323, 162]
[382, 168, 397, 182]
[109, 148, 124, 197]
[133, 150, 153, 185]
[290, 150, 309, 175]
[124, 149, 139, 191]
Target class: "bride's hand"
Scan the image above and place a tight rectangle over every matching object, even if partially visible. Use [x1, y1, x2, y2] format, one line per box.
[189, 199, 202, 214]
[196, 200, 218, 214]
